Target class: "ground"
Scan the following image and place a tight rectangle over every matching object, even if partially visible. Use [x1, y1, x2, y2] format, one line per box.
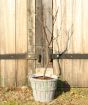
[0, 87, 88, 105]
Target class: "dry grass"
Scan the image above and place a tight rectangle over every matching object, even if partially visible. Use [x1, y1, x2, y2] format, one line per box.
[0, 87, 88, 105]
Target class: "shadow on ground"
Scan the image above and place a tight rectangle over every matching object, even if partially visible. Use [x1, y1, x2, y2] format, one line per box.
[55, 79, 70, 98]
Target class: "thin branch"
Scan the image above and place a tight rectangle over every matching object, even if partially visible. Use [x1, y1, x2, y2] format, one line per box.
[60, 24, 74, 55]
[53, 6, 59, 26]
[45, 25, 52, 35]
[43, 26, 50, 44]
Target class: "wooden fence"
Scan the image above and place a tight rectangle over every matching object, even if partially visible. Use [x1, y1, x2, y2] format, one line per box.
[0, 0, 27, 87]
[35, 0, 88, 87]
[53, 0, 88, 87]
[0, 0, 88, 87]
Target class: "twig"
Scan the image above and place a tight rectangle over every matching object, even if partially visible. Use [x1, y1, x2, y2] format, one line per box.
[53, 6, 59, 26]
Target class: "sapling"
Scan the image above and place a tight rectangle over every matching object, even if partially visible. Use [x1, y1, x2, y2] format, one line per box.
[36, 1, 73, 79]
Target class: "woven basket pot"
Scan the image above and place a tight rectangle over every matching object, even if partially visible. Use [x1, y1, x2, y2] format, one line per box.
[29, 74, 58, 102]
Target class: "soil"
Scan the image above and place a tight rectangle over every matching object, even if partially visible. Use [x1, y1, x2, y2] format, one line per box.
[33, 76, 53, 80]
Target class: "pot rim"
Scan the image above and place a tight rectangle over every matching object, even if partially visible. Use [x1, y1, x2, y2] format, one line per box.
[29, 74, 58, 81]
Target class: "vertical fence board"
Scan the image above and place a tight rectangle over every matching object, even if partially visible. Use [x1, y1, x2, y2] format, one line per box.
[82, 0, 88, 86]
[35, 0, 44, 67]
[0, 0, 16, 87]
[0, 1, 5, 87]
[72, 0, 83, 86]
[42, 0, 52, 67]
[27, 0, 35, 76]
[6, 0, 15, 87]
[16, 0, 27, 86]
[52, 0, 62, 79]
[35, 0, 53, 75]
[62, 0, 73, 85]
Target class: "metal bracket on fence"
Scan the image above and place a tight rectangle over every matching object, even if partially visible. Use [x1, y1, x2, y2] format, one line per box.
[51, 54, 88, 59]
[0, 53, 37, 60]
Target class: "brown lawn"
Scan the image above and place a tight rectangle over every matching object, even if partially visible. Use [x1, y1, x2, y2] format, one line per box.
[0, 87, 88, 105]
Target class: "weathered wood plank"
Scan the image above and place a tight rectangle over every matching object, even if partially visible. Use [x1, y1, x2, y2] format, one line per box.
[62, 0, 74, 86]
[35, 0, 53, 76]
[35, 0, 44, 67]
[82, 0, 88, 87]
[53, 0, 65, 76]
[0, 0, 16, 87]
[71, 0, 83, 87]
[16, 0, 27, 86]
[42, 0, 52, 67]
[27, 0, 35, 75]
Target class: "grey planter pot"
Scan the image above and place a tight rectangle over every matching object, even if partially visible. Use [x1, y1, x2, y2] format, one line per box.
[29, 74, 58, 102]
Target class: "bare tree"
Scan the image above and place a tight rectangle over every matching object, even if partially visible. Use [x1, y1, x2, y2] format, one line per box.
[36, 2, 73, 78]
